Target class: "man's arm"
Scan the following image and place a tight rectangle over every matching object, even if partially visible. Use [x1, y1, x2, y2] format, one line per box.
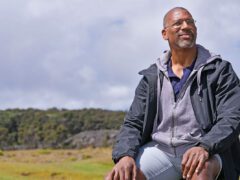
[182, 61, 240, 179]
[106, 77, 148, 180]
[112, 76, 148, 163]
[199, 61, 240, 154]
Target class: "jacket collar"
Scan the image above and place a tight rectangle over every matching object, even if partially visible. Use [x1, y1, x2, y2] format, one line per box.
[139, 45, 222, 78]
[156, 44, 222, 72]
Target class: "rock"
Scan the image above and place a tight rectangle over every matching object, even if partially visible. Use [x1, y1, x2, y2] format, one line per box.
[63, 129, 119, 148]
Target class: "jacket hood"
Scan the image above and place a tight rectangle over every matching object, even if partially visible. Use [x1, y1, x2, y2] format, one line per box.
[155, 45, 223, 99]
[139, 44, 222, 77]
[156, 44, 222, 72]
[139, 44, 223, 101]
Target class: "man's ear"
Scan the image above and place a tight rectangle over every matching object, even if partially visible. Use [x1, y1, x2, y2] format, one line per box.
[162, 29, 168, 40]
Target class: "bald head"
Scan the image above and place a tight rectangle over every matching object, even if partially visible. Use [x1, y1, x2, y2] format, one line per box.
[163, 7, 192, 28]
[161, 7, 197, 49]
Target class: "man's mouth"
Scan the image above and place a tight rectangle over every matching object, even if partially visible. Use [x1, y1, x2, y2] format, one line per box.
[178, 33, 193, 39]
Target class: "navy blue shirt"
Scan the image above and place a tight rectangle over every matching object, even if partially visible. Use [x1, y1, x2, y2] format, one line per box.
[167, 59, 195, 99]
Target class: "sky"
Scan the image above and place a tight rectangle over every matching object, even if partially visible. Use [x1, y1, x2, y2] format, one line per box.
[0, 0, 239, 110]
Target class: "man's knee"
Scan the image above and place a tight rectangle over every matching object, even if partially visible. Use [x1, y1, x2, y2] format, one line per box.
[191, 157, 221, 180]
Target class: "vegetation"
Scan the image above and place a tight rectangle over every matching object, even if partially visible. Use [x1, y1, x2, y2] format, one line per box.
[0, 147, 113, 180]
[0, 108, 125, 150]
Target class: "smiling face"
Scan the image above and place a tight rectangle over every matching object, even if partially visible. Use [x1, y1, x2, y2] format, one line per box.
[162, 8, 197, 49]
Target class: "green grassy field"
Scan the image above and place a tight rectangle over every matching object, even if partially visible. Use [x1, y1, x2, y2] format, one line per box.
[0, 147, 114, 180]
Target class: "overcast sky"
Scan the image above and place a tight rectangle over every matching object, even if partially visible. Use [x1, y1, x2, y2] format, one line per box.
[0, 0, 239, 110]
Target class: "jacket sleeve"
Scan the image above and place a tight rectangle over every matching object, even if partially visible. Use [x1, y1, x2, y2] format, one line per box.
[112, 76, 148, 163]
[199, 61, 240, 155]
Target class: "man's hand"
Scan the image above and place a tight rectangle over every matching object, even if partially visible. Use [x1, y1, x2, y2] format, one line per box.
[105, 156, 137, 180]
[181, 146, 209, 180]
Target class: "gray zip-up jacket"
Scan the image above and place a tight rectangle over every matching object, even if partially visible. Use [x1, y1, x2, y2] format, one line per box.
[112, 45, 240, 180]
[151, 45, 221, 157]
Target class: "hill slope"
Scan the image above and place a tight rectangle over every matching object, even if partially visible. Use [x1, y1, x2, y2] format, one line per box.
[0, 108, 124, 150]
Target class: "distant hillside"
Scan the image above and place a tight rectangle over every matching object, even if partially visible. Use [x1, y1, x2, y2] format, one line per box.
[0, 108, 125, 150]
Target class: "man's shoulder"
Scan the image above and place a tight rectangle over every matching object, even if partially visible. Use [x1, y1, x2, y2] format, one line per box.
[138, 63, 158, 76]
[208, 59, 234, 72]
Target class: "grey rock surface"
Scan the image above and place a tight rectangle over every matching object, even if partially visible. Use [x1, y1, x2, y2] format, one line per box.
[63, 129, 119, 148]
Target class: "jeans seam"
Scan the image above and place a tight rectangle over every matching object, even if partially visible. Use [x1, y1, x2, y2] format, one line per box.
[147, 164, 173, 179]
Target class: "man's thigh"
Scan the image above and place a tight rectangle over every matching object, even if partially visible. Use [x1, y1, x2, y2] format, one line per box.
[135, 141, 223, 180]
[135, 141, 182, 180]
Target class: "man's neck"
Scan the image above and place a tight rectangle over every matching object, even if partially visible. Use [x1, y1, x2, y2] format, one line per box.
[171, 46, 197, 67]
[169, 46, 197, 78]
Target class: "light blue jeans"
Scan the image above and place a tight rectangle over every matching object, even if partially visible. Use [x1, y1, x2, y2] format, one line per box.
[135, 141, 222, 180]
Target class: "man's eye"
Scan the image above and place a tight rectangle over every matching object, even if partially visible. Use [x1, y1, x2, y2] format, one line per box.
[174, 21, 182, 26]
[189, 19, 195, 24]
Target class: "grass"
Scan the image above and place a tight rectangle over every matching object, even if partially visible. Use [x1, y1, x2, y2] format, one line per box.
[3, 148, 237, 180]
[0, 147, 114, 180]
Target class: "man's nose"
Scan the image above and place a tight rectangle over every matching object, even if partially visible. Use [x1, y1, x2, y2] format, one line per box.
[181, 20, 190, 29]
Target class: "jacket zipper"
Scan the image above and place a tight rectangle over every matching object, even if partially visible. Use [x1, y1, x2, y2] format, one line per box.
[171, 102, 177, 156]
[168, 71, 198, 157]
[167, 76, 177, 157]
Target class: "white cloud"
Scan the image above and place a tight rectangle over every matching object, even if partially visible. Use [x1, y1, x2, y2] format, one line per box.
[102, 85, 130, 99]
[0, 0, 239, 110]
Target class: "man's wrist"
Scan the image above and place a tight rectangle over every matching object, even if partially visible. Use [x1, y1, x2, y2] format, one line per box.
[198, 143, 211, 156]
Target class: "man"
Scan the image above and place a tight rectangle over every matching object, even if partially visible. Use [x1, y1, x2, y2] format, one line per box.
[106, 7, 240, 180]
